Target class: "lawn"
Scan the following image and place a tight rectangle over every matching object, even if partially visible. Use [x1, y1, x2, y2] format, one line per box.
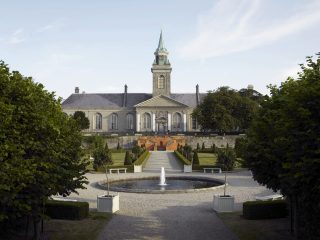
[44, 211, 112, 240]
[111, 152, 126, 165]
[218, 212, 293, 240]
[198, 153, 218, 165]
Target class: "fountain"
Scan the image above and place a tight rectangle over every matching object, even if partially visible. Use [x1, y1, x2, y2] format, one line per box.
[159, 167, 167, 186]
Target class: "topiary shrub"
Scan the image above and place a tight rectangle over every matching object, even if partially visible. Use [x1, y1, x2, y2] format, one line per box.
[193, 151, 199, 165]
[116, 141, 121, 150]
[45, 200, 89, 220]
[201, 142, 205, 150]
[211, 143, 216, 153]
[124, 150, 132, 165]
[243, 200, 288, 220]
[196, 143, 200, 151]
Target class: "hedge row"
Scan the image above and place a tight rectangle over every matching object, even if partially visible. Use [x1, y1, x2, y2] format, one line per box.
[45, 200, 89, 220]
[174, 150, 191, 165]
[134, 150, 150, 167]
[243, 200, 288, 220]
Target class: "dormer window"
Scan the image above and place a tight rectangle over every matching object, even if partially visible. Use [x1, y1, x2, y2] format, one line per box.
[158, 75, 165, 89]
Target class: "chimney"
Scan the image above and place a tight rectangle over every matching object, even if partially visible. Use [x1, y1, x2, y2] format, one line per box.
[123, 84, 128, 107]
[196, 84, 200, 105]
[75, 87, 79, 94]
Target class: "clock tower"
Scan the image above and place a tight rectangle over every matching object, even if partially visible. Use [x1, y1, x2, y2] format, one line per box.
[151, 31, 172, 97]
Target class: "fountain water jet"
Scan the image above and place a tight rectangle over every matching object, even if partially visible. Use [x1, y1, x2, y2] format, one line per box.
[159, 167, 167, 186]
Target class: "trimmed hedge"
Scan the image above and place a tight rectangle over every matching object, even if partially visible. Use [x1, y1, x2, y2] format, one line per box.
[174, 150, 191, 165]
[243, 200, 288, 220]
[45, 200, 89, 220]
[134, 150, 150, 167]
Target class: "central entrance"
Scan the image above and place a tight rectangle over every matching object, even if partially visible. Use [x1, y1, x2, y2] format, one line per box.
[156, 117, 167, 133]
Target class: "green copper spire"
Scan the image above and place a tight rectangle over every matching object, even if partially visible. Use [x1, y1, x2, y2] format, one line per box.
[156, 30, 168, 53]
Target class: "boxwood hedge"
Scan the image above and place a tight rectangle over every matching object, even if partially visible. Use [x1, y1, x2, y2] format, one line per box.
[243, 200, 288, 220]
[45, 200, 89, 220]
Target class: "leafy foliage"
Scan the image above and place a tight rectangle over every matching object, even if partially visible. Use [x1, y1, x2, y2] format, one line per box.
[72, 111, 90, 130]
[92, 137, 112, 170]
[217, 146, 236, 171]
[245, 53, 320, 238]
[192, 151, 199, 165]
[193, 86, 261, 132]
[0, 61, 88, 235]
[124, 151, 132, 165]
[234, 137, 248, 159]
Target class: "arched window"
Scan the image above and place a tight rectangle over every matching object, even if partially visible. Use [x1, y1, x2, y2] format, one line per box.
[192, 116, 197, 130]
[126, 113, 133, 130]
[143, 113, 151, 129]
[158, 75, 165, 89]
[95, 113, 102, 130]
[173, 112, 182, 129]
[111, 113, 118, 130]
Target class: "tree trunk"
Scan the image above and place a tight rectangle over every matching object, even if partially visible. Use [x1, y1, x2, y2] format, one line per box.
[293, 195, 300, 240]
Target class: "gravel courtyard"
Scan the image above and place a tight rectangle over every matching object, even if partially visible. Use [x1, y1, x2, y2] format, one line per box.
[65, 170, 275, 240]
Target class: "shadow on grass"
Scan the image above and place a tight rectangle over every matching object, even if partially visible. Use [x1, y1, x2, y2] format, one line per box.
[218, 212, 293, 240]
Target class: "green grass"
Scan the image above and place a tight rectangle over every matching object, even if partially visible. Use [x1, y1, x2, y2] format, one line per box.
[218, 212, 292, 240]
[44, 211, 112, 240]
[111, 152, 126, 165]
[198, 153, 217, 165]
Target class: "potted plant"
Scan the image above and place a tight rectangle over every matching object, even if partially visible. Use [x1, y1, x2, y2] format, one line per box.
[213, 145, 235, 212]
[97, 165, 119, 213]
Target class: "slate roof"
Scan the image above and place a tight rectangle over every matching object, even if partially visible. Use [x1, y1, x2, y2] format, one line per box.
[62, 93, 207, 109]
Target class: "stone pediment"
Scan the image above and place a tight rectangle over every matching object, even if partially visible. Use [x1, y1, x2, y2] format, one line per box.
[134, 95, 188, 108]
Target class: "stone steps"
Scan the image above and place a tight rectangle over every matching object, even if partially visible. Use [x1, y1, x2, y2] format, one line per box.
[144, 151, 183, 173]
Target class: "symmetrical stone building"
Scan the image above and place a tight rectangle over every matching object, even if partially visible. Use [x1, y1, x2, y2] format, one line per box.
[62, 32, 206, 133]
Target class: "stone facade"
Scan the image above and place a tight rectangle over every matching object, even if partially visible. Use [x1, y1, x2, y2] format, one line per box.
[62, 32, 205, 133]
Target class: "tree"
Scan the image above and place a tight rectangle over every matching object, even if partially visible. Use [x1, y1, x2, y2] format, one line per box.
[245, 53, 320, 239]
[92, 139, 112, 170]
[193, 86, 260, 132]
[132, 144, 142, 161]
[201, 142, 205, 150]
[234, 137, 248, 159]
[217, 146, 236, 171]
[124, 151, 132, 165]
[72, 111, 90, 130]
[0, 61, 88, 238]
[193, 151, 199, 165]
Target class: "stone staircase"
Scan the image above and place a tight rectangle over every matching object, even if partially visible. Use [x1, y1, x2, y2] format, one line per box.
[144, 151, 183, 173]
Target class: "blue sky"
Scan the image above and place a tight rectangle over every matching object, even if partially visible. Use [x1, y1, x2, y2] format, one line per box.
[1, 0, 320, 99]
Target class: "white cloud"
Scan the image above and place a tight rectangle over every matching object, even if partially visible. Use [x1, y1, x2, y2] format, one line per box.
[9, 28, 25, 44]
[179, 0, 320, 59]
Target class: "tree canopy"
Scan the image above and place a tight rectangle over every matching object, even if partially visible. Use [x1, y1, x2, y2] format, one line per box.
[193, 86, 261, 132]
[0, 61, 88, 237]
[245, 53, 320, 238]
[72, 111, 90, 130]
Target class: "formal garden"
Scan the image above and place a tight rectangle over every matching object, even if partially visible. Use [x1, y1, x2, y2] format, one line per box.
[1, 53, 320, 240]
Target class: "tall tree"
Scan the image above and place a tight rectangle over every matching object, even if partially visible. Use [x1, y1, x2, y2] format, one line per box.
[245, 53, 320, 239]
[193, 86, 259, 132]
[72, 111, 90, 130]
[0, 61, 88, 238]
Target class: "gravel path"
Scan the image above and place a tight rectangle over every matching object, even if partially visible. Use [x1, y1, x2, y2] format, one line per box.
[66, 170, 275, 240]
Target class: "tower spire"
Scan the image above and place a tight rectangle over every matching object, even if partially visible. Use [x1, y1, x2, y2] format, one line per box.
[156, 30, 167, 53]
